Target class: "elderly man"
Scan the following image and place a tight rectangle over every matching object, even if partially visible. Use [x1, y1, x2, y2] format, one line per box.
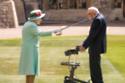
[79, 7, 107, 83]
[19, 9, 61, 83]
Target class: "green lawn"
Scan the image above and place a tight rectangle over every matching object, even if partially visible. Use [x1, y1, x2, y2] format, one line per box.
[106, 36, 125, 78]
[0, 35, 125, 83]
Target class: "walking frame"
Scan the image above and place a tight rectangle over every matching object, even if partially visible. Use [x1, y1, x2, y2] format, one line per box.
[61, 49, 90, 83]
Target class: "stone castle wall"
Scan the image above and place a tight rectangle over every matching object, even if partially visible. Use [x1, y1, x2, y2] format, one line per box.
[44, 0, 125, 22]
[0, 0, 18, 28]
[45, 9, 87, 23]
[0, 0, 124, 27]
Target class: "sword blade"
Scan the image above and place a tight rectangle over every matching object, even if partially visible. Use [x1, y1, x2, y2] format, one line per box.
[59, 19, 88, 31]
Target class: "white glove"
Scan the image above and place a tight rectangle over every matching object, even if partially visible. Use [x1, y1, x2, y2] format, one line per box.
[52, 29, 62, 36]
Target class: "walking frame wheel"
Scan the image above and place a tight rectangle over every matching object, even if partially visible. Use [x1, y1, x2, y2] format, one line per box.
[64, 76, 91, 83]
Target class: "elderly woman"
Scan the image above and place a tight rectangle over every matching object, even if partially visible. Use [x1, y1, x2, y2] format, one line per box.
[19, 9, 61, 83]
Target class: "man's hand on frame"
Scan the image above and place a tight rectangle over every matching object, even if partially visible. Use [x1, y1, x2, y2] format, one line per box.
[79, 45, 86, 52]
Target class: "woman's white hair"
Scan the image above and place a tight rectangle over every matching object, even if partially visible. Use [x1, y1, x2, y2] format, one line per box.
[88, 7, 100, 14]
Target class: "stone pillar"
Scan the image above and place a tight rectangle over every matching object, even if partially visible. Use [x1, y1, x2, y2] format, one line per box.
[43, 0, 49, 10]
[0, 0, 18, 28]
[67, 0, 70, 9]
[76, 0, 81, 8]
[13, 0, 26, 24]
[87, 0, 93, 7]
[61, 0, 68, 9]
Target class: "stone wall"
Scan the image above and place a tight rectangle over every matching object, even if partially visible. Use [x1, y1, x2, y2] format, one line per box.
[9, 0, 124, 24]
[45, 9, 87, 23]
[0, 0, 18, 28]
[43, 0, 125, 22]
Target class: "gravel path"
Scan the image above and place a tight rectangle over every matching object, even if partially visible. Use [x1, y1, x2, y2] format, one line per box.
[0, 25, 125, 39]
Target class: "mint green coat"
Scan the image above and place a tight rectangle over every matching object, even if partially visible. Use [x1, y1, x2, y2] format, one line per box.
[19, 21, 52, 75]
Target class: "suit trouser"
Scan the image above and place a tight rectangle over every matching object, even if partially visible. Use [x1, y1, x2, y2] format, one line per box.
[89, 53, 104, 83]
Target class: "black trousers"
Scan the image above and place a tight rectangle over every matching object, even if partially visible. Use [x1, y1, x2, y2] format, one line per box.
[89, 53, 104, 83]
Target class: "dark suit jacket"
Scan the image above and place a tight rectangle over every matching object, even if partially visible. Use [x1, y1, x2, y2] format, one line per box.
[82, 14, 107, 54]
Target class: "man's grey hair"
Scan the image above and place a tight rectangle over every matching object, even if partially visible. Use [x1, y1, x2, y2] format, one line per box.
[88, 7, 100, 14]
